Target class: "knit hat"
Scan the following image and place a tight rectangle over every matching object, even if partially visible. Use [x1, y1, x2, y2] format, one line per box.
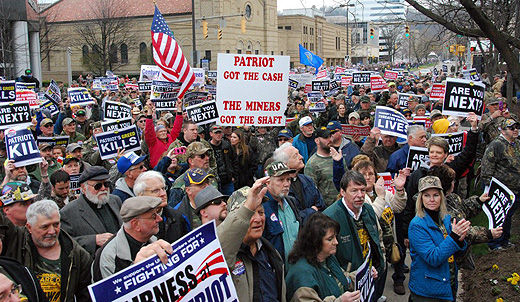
[432, 119, 449, 134]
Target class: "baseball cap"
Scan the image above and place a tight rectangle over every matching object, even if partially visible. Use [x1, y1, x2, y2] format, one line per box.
[430, 109, 443, 120]
[66, 143, 82, 154]
[62, 117, 75, 126]
[388, 82, 396, 87]
[265, 161, 296, 177]
[183, 168, 214, 187]
[185, 142, 210, 159]
[349, 112, 360, 120]
[194, 186, 229, 213]
[117, 151, 147, 174]
[326, 121, 342, 132]
[278, 129, 293, 139]
[360, 96, 370, 103]
[299, 116, 313, 127]
[502, 118, 518, 129]
[63, 155, 80, 165]
[25, 69, 32, 75]
[38, 143, 52, 151]
[210, 125, 223, 132]
[76, 109, 86, 116]
[120, 196, 162, 222]
[78, 166, 109, 184]
[418, 176, 443, 193]
[315, 126, 331, 138]
[0, 182, 37, 207]
[41, 118, 54, 127]
[485, 97, 500, 106]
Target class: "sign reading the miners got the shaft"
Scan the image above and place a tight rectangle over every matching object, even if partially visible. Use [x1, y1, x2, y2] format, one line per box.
[95, 125, 141, 160]
[216, 54, 289, 126]
[0, 102, 32, 130]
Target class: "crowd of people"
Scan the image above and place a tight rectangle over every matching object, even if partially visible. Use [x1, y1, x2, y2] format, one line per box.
[0, 65, 518, 302]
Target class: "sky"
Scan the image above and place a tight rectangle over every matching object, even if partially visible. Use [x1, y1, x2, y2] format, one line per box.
[277, 0, 343, 12]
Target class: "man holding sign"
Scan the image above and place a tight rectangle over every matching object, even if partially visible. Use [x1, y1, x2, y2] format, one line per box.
[481, 119, 520, 250]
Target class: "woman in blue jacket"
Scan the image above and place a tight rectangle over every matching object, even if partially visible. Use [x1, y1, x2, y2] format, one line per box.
[408, 176, 471, 302]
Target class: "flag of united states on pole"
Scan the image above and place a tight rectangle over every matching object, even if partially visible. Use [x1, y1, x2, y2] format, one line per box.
[151, 6, 195, 99]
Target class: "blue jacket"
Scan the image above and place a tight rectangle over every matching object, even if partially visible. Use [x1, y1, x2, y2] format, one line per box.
[386, 144, 409, 176]
[292, 134, 314, 164]
[408, 213, 466, 300]
[262, 192, 302, 260]
[289, 174, 325, 222]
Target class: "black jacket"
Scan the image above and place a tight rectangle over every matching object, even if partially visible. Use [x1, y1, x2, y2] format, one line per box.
[210, 139, 239, 185]
[0, 256, 47, 302]
[156, 207, 190, 244]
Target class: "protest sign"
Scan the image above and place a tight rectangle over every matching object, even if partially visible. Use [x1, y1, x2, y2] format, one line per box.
[289, 79, 298, 89]
[304, 84, 312, 93]
[0, 102, 32, 130]
[216, 53, 289, 126]
[370, 76, 388, 93]
[383, 70, 399, 81]
[406, 146, 429, 171]
[309, 101, 326, 112]
[442, 64, 448, 73]
[104, 101, 132, 120]
[316, 69, 328, 79]
[151, 80, 181, 111]
[139, 65, 162, 81]
[335, 66, 345, 74]
[15, 82, 36, 92]
[0, 81, 16, 102]
[205, 85, 217, 97]
[290, 73, 313, 88]
[69, 174, 81, 197]
[185, 101, 219, 125]
[285, 117, 296, 126]
[462, 68, 481, 82]
[412, 116, 432, 129]
[94, 125, 141, 160]
[16, 90, 39, 108]
[355, 250, 375, 302]
[373, 106, 409, 139]
[207, 70, 217, 79]
[420, 69, 431, 75]
[352, 72, 372, 84]
[191, 68, 205, 87]
[138, 81, 151, 92]
[483, 177, 516, 229]
[378, 172, 396, 194]
[307, 92, 322, 103]
[101, 118, 133, 132]
[340, 124, 371, 137]
[334, 73, 344, 82]
[442, 78, 485, 118]
[46, 80, 61, 104]
[397, 93, 417, 108]
[312, 80, 330, 92]
[432, 131, 465, 155]
[125, 83, 138, 91]
[68, 87, 94, 106]
[41, 96, 60, 116]
[341, 75, 352, 87]
[429, 83, 445, 102]
[183, 91, 209, 108]
[37, 136, 69, 147]
[88, 221, 238, 302]
[5, 126, 42, 167]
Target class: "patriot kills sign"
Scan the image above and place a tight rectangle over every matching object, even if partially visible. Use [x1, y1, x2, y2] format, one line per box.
[0, 81, 16, 102]
[373, 106, 409, 139]
[216, 54, 289, 126]
[355, 250, 375, 302]
[289, 79, 298, 89]
[104, 101, 132, 120]
[483, 177, 516, 229]
[352, 72, 372, 84]
[88, 221, 238, 302]
[5, 126, 42, 167]
[41, 97, 60, 116]
[68, 87, 95, 106]
[406, 146, 429, 171]
[384, 70, 398, 81]
[185, 101, 219, 125]
[95, 125, 141, 160]
[442, 78, 485, 118]
[432, 131, 465, 155]
[37, 136, 70, 147]
[0, 102, 32, 130]
[101, 118, 133, 132]
[46, 80, 61, 104]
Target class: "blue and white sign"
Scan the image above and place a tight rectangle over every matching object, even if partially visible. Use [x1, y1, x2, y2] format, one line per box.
[41, 96, 60, 116]
[191, 68, 206, 87]
[5, 126, 42, 167]
[104, 101, 132, 120]
[0, 80, 16, 102]
[101, 118, 133, 132]
[483, 177, 516, 229]
[374, 106, 409, 139]
[355, 250, 374, 302]
[46, 80, 61, 104]
[88, 221, 238, 302]
[68, 87, 95, 106]
[94, 125, 141, 160]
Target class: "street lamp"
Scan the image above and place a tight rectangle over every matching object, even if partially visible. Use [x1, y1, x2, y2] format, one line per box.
[339, 3, 355, 64]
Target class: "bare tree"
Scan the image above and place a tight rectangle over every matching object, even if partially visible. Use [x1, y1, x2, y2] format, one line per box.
[39, 8, 61, 67]
[380, 24, 404, 63]
[74, 0, 137, 75]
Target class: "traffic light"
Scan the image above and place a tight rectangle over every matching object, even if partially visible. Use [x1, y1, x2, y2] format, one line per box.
[217, 25, 222, 40]
[241, 16, 246, 34]
[470, 46, 476, 52]
[202, 19, 208, 39]
[457, 45, 466, 53]
[449, 45, 455, 53]
[370, 28, 374, 39]
[405, 25, 410, 37]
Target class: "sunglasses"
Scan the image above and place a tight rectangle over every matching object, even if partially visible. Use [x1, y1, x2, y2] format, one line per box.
[203, 198, 226, 210]
[506, 125, 520, 130]
[42, 124, 53, 128]
[88, 181, 111, 191]
[196, 153, 208, 159]
[128, 164, 146, 171]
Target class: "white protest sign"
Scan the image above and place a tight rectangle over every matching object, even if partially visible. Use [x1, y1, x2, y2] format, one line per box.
[139, 65, 162, 81]
[216, 53, 289, 126]
[68, 87, 95, 106]
[355, 250, 375, 302]
[191, 68, 205, 87]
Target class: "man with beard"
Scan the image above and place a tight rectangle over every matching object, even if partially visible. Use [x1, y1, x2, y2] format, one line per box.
[262, 161, 301, 260]
[45, 170, 74, 208]
[0, 199, 92, 301]
[1, 160, 40, 194]
[60, 166, 123, 254]
[304, 127, 338, 206]
[194, 185, 228, 226]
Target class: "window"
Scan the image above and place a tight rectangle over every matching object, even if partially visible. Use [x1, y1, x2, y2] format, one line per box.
[109, 44, 118, 63]
[310, 43, 314, 51]
[255, 50, 259, 54]
[226, 50, 230, 53]
[278, 26, 283, 29]
[356, 33, 361, 44]
[310, 28, 314, 35]
[205, 50, 211, 61]
[139, 42, 147, 63]
[82, 45, 89, 64]
[303, 26, 307, 34]
[245, 4, 252, 19]
[284, 26, 291, 30]
[281, 51, 283, 55]
[237, 49, 242, 54]
[120, 44, 128, 63]
[271, 51, 274, 55]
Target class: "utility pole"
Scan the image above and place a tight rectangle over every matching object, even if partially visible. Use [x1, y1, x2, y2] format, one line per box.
[66, 47, 72, 86]
[340, 3, 355, 64]
[191, 0, 197, 67]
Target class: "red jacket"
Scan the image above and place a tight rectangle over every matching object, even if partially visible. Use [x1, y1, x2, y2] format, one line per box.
[145, 114, 183, 167]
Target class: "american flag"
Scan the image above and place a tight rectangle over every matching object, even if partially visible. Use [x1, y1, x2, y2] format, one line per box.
[151, 6, 195, 99]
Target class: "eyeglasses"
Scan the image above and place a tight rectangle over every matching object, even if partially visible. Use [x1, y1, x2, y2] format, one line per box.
[0, 284, 22, 302]
[88, 181, 111, 191]
[145, 186, 167, 195]
[42, 124, 53, 128]
[506, 125, 520, 130]
[137, 208, 163, 220]
[196, 153, 208, 159]
[128, 164, 146, 172]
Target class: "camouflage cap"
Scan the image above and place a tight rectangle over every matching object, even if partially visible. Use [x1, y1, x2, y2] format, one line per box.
[485, 97, 500, 106]
[41, 118, 54, 127]
[360, 96, 370, 103]
[502, 118, 518, 129]
[265, 161, 296, 177]
[227, 186, 250, 213]
[185, 142, 210, 159]
[418, 176, 443, 193]
[62, 117, 75, 126]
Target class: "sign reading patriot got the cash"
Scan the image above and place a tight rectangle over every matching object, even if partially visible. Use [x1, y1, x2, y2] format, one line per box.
[0, 102, 32, 130]
[68, 87, 95, 106]
[483, 177, 516, 229]
[88, 221, 239, 302]
[104, 101, 132, 120]
[442, 78, 485, 119]
[5, 126, 42, 167]
[94, 125, 141, 160]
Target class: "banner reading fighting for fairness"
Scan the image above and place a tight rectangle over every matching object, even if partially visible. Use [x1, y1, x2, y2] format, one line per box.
[429, 83, 445, 102]
[151, 80, 181, 111]
[94, 125, 141, 160]
[5, 126, 42, 167]
[88, 221, 238, 302]
[383, 70, 398, 81]
[46, 80, 62, 104]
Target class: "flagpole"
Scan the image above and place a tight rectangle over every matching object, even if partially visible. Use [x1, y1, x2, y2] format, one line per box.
[191, 0, 197, 67]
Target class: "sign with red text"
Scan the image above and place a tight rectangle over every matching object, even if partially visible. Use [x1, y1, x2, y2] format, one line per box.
[341, 124, 371, 137]
[216, 54, 289, 126]
[370, 76, 388, 93]
[378, 172, 395, 194]
[430, 83, 445, 102]
[384, 70, 399, 81]
[341, 75, 352, 87]
[316, 69, 328, 79]
[16, 90, 39, 108]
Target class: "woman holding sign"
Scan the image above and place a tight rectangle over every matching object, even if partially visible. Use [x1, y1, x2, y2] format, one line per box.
[408, 176, 470, 302]
[286, 213, 361, 302]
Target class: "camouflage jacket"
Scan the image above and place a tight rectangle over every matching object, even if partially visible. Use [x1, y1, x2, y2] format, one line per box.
[480, 113, 519, 145]
[304, 153, 338, 206]
[481, 135, 520, 194]
[249, 131, 277, 166]
[446, 193, 491, 244]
